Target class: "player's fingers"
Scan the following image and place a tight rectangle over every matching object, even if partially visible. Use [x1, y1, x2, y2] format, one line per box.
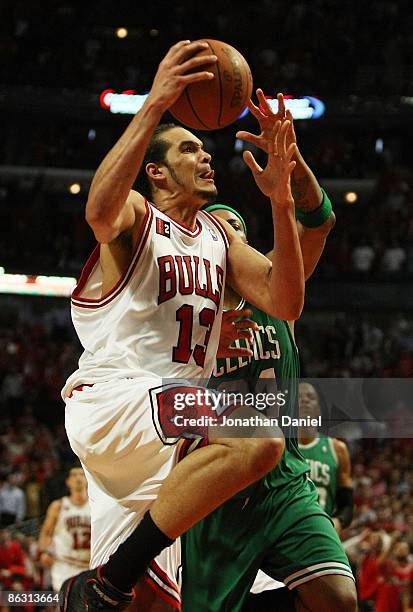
[178, 72, 215, 85]
[286, 110, 297, 142]
[279, 120, 290, 156]
[235, 319, 259, 331]
[286, 142, 297, 162]
[277, 93, 286, 117]
[224, 308, 253, 320]
[288, 160, 296, 173]
[247, 99, 262, 119]
[178, 54, 217, 74]
[257, 89, 273, 115]
[236, 331, 255, 342]
[169, 40, 191, 53]
[235, 131, 261, 147]
[271, 120, 281, 156]
[243, 150, 263, 175]
[172, 40, 208, 61]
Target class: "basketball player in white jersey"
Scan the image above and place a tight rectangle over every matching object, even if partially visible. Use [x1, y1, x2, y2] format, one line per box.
[38, 466, 90, 592]
[60, 40, 305, 610]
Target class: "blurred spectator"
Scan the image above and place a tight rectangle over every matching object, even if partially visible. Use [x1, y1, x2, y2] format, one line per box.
[352, 238, 376, 274]
[380, 241, 407, 274]
[0, 475, 26, 527]
[0, 529, 26, 589]
[375, 539, 413, 612]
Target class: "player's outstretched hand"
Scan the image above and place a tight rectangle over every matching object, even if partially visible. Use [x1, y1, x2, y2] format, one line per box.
[236, 90, 297, 154]
[242, 119, 297, 206]
[217, 309, 258, 359]
[149, 40, 217, 111]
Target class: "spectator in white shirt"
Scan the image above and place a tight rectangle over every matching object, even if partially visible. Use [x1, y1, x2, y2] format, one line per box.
[0, 475, 26, 527]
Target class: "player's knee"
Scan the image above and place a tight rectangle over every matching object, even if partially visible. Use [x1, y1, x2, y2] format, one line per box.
[243, 437, 285, 479]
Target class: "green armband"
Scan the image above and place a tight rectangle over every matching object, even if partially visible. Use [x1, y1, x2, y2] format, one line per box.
[295, 188, 333, 228]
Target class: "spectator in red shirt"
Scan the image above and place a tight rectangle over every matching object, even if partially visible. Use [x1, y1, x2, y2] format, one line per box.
[358, 531, 383, 611]
[376, 539, 413, 612]
[0, 529, 26, 589]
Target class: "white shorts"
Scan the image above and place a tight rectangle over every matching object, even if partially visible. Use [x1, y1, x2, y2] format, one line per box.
[51, 560, 88, 592]
[65, 378, 201, 568]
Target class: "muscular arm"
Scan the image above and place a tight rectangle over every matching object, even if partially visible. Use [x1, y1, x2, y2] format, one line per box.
[222, 211, 304, 321]
[247, 93, 335, 281]
[86, 41, 216, 244]
[266, 212, 335, 282]
[38, 499, 61, 553]
[85, 101, 159, 244]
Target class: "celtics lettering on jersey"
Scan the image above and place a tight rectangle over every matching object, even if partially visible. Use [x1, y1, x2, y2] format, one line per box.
[213, 322, 281, 378]
[298, 436, 338, 515]
[210, 301, 309, 492]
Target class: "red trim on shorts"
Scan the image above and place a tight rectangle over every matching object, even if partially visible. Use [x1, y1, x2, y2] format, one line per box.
[71, 199, 152, 308]
[67, 384, 94, 398]
[200, 210, 230, 249]
[144, 561, 181, 610]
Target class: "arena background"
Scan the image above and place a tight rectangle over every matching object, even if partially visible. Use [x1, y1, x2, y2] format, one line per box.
[0, 1, 412, 609]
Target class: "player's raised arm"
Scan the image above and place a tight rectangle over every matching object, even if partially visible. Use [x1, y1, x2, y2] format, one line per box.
[223, 119, 305, 321]
[240, 91, 335, 280]
[86, 40, 217, 243]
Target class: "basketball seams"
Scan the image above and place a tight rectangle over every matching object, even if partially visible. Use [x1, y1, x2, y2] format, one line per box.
[204, 40, 223, 128]
[184, 88, 211, 130]
[169, 39, 252, 130]
[239, 51, 253, 110]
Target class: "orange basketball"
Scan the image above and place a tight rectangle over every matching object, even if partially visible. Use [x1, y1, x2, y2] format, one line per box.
[169, 39, 253, 131]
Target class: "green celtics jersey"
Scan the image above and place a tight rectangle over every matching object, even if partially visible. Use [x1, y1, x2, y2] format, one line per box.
[298, 435, 338, 515]
[210, 300, 308, 491]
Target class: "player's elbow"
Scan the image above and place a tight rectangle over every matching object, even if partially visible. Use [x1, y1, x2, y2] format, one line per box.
[269, 296, 304, 321]
[86, 205, 119, 244]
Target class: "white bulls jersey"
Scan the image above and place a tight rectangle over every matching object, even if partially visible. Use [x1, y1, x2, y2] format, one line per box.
[62, 201, 228, 397]
[53, 496, 91, 566]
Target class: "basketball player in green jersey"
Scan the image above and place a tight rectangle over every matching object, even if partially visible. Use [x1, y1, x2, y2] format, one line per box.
[298, 381, 354, 532]
[247, 381, 354, 609]
[180, 94, 357, 612]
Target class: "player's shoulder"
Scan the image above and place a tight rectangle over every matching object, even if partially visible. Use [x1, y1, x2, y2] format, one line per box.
[331, 437, 350, 460]
[128, 189, 148, 215]
[208, 215, 241, 245]
[48, 498, 63, 515]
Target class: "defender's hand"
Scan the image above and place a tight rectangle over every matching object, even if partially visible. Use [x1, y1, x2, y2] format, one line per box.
[217, 309, 258, 359]
[236, 90, 297, 154]
[148, 40, 217, 111]
[242, 120, 296, 204]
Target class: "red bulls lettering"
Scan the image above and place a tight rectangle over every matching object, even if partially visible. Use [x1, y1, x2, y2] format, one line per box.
[158, 255, 223, 306]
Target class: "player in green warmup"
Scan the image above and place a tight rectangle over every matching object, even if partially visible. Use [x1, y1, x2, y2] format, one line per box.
[298, 381, 354, 531]
[181, 94, 357, 612]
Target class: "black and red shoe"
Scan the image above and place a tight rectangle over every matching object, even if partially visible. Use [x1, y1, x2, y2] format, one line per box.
[59, 566, 134, 611]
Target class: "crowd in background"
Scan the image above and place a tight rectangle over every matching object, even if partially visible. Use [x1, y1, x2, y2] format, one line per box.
[1, 1, 413, 608]
[2, 0, 412, 94]
[1, 166, 413, 279]
[0, 295, 407, 609]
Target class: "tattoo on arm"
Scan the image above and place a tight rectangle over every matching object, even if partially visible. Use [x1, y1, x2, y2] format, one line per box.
[291, 175, 312, 211]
